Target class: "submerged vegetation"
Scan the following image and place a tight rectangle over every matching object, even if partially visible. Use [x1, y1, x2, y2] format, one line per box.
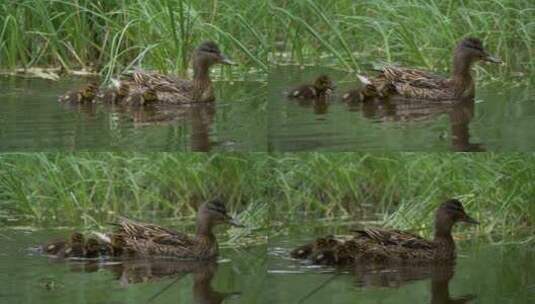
[0, 0, 532, 78]
[0, 153, 534, 242]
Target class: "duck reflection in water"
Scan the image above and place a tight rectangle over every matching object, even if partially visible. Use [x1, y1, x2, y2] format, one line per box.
[345, 97, 484, 152]
[293, 95, 330, 115]
[298, 264, 475, 304]
[351, 264, 476, 304]
[106, 102, 216, 151]
[68, 259, 240, 303]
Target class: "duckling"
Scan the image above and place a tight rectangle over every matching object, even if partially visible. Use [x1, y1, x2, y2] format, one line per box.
[288, 75, 335, 99]
[123, 88, 158, 106]
[342, 75, 396, 103]
[356, 37, 502, 101]
[84, 237, 102, 258]
[42, 232, 84, 258]
[98, 81, 130, 104]
[291, 199, 479, 266]
[58, 82, 98, 103]
[118, 41, 234, 104]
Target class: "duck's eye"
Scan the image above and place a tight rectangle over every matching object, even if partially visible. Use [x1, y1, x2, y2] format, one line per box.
[202, 47, 219, 54]
[466, 43, 483, 52]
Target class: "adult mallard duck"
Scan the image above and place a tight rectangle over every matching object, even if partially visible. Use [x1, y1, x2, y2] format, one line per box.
[350, 37, 502, 102]
[287, 74, 335, 99]
[113, 41, 234, 104]
[40, 199, 243, 260]
[290, 199, 479, 265]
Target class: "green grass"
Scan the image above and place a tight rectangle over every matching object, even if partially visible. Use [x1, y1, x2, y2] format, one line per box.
[0, 0, 532, 78]
[0, 153, 534, 243]
[0, 0, 268, 78]
[270, 0, 534, 77]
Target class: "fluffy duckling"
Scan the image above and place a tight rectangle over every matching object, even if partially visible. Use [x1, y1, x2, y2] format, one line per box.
[58, 82, 98, 103]
[123, 88, 158, 106]
[288, 75, 335, 99]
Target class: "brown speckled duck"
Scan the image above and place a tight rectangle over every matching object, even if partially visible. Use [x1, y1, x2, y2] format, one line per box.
[41, 199, 242, 260]
[352, 38, 502, 102]
[288, 75, 335, 99]
[113, 41, 234, 104]
[291, 199, 479, 266]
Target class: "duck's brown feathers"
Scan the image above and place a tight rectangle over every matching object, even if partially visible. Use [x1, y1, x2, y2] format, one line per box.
[380, 67, 455, 100]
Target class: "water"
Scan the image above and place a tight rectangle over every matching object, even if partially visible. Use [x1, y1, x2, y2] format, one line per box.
[2, 226, 532, 304]
[0, 77, 266, 151]
[266, 226, 535, 304]
[0, 228, 267, 304]
[268, 66, 535, 151]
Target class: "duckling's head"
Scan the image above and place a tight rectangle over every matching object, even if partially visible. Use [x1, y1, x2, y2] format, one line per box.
[197, 199, 243, 228]
[435, 199, 478, 235]
[82, 82, 98, 99]
[70, 232, 85, 243]
[142, 88, 158, 103]
[194, 41, 234, 69]
[454, 37, 502, 67]
[313, 75, 335, 94]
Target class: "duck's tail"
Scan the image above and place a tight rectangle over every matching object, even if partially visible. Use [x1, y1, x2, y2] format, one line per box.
[357, 74, 371, 85]
[93, 232, 111, 244]
[111, 78, 122, 89]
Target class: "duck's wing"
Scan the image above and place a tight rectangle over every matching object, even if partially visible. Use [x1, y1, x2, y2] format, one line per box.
[382, 67, 446, 87]
[379, 66, 454, 100]
[115, 216, 193, 245]
[131, 70, 192, 93]
[353, 228, 434, 249]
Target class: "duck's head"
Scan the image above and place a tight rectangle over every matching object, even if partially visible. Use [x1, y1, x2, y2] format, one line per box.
[435, 199, 478, 235]
[197, 199, 243, 228]
[313, 75, 335, 94]
[454, 37, 502, 67]
[194, 41, 234, 69]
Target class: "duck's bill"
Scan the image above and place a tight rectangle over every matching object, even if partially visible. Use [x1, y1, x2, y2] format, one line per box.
[484, 54, 503, 64]
[226, 216, 244, 227]
[219, 54, 235, 65]
[461, 214, 479, 225]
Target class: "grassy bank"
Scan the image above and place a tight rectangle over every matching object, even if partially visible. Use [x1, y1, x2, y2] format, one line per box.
[271, 0, 533, 77]
[0, 153, 534, 242]
[270, 153, 535, 242]
[0, 0, 268, 78]
[0, 153, 272, 229]
[1, 1, 532, 78]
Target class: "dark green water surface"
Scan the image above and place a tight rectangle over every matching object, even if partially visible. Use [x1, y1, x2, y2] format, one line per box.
[0, 77, 266, 151]
[268, 66, 534, 151]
